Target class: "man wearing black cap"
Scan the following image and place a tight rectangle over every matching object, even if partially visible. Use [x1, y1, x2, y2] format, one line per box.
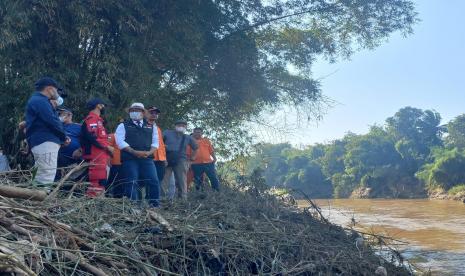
[25, 77, 69, 186]
[146, 107, 167, 190]
[80, 98, 113, 197]
[55, 107, 82, 180]
[162, 120, 198, 199]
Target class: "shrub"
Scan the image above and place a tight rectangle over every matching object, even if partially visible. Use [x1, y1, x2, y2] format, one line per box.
[448, 184, 465, 196]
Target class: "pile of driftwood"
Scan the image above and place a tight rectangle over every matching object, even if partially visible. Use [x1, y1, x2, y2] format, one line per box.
[0, 179, 411, 275]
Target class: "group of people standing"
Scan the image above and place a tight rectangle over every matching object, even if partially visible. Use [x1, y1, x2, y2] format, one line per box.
[23, 77, 220, 207]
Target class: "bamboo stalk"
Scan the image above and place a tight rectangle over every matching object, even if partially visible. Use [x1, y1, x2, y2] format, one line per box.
[0, 186, 47, 201]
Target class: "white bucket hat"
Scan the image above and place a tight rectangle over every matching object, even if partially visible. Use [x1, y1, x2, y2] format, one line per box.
[128, 102, 145, 111]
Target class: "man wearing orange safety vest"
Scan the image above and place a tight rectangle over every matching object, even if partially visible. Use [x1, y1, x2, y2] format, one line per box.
[80, 98, 114, 197]
[146, 106, 167, 187]
[108, 132, 124, 197]
[188, 127, 220, 191]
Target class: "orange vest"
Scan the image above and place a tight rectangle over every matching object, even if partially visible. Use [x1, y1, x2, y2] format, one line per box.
[154, 127, 166, 161]
[188, 137, 214, 164]
[108, 133, 121, 165]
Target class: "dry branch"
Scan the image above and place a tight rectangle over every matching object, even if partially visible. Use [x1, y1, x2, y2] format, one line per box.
[0, 186, 47, 201]
[0, 183, 411, 275]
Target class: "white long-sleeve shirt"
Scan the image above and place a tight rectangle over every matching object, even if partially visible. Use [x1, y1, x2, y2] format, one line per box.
[115, 121, 159, 150]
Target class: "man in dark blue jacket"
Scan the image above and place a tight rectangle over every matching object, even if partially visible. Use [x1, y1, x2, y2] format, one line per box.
[25, 77, 69, 186]
[55, 107, 82, 181]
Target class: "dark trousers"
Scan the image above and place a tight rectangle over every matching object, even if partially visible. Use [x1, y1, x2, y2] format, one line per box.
[154, 160, 166, 184]
[108, 164, 124, 198]
[191, 162, 220, 191]
[55, 155, 80, 181]
[122, 158, 160, 207]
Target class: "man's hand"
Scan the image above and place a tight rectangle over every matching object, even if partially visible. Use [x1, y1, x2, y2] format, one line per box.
[72, 149, 82, 159]
[18, 121, 26, 130]
[140, 150, 155, 158]
[105, 146, 114, 157]
[212, 153, 217, 163]
[134, 150, 147, 158]
[124, 147, 144, 158]
[190, 149, 198, 162]
[63, 137, 71, 147]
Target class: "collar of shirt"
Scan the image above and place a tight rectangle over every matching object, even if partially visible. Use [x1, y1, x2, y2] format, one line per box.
[34, 91, 48, 98]
[133, 120, 143, 127]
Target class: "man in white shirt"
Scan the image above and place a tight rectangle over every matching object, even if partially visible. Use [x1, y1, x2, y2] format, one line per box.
[115, 103, 160, 207]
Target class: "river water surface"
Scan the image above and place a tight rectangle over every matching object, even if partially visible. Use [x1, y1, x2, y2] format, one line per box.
[300, 199, 465, 275]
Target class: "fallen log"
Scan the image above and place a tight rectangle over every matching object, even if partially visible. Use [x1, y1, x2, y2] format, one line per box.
[0, 185, 46, 201]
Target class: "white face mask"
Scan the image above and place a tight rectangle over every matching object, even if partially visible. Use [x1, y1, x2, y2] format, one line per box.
[175, 126, 186, 133]
[59, 116, 66, 122]
[129, 111, 143, 121]
[56, 96, 64, 106]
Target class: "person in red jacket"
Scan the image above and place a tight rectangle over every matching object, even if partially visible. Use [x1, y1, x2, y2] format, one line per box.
[80, 98, 114, 197]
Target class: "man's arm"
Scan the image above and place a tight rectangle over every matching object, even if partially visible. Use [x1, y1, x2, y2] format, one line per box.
[211, 150, 217, 163]
[209, 140, 217, 163]
[145, 125, 159, 157]
[34, 101, 66, 141]
[189, 137, 199, 161]
[115, 123, 129, 150]
[81, 121, 105, 150]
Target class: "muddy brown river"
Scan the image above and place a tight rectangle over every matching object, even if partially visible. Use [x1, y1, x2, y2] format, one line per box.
[299, 199, 465, 275]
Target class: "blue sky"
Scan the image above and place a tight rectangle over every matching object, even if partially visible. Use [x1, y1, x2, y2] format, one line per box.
[261, 0, 465, 146]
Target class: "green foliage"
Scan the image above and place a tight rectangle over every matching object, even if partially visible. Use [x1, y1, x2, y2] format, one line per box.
[446, 114, 465, 149]
[0, 0, 417, 158]
[386, 107, 442, 164]
[416, 148, 465, 191]
[224, 107, 457, 199]
[448, 185, 465, 196]
[332, 173, 357, 198]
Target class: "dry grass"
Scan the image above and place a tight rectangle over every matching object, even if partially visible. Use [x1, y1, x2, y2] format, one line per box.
[0, 177, 412, 275]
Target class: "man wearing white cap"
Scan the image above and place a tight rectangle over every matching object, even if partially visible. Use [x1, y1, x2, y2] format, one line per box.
[115, 103, 160, 207]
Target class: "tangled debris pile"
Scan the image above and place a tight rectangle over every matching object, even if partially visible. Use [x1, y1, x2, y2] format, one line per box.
[0, 184, 411, 275]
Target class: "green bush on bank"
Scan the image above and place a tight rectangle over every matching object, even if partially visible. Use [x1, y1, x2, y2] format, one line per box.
[448, 185, 465, 196]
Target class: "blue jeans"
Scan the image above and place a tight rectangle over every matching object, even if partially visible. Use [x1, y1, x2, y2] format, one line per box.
[122, 158, 160, 207]
[191, 162, 220, 191]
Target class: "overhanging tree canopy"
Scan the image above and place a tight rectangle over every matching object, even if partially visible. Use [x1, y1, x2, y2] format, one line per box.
[0, 0, 417, 156]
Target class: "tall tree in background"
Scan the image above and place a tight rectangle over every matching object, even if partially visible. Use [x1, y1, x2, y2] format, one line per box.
[386, 107, 442, 168]
[446, 114, 465, 149]
[0, 0, 417, 160]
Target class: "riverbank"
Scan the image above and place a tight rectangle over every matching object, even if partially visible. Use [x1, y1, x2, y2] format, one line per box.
[0, 184, 411, 275]
[428, 187, 465, 203]
[345, 185, 465, 203]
